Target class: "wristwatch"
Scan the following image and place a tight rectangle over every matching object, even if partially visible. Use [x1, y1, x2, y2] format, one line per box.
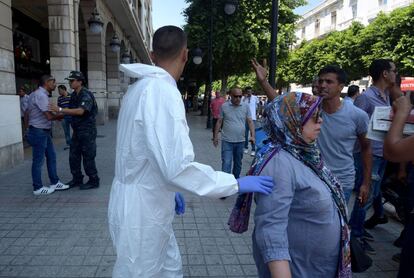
[59, 107, 63, 113]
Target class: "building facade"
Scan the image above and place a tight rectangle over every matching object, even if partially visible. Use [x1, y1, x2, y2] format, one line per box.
[295, 0, 414, 43]
[0, 0, 153, 171]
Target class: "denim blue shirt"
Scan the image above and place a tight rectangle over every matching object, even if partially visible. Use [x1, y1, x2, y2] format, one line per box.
[354, 86, 390, 157]
[253, 150, 341, 278]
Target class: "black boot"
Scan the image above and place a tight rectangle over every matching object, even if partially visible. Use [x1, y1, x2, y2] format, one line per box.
[80, 176, 100, 190]
[67, 176, 83, 188]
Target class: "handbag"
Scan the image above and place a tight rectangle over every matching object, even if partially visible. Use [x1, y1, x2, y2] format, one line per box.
[227, 193, 253, 233]
[350, 236, 373, 273]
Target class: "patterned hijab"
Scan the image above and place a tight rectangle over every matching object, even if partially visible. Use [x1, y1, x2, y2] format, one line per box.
[256, 92, 351, 277]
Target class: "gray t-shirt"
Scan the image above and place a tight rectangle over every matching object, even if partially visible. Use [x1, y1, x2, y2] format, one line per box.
[317, 100, 369, 191]
[27, 87, 52, 129]
[219, 102, 251, 143]
[253, 149, 340, 278]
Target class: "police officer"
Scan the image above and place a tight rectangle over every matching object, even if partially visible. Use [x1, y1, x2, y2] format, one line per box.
[49, 71, 100, 190]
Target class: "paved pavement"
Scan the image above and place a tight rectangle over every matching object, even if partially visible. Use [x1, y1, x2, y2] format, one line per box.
[0, 112, 403, 277]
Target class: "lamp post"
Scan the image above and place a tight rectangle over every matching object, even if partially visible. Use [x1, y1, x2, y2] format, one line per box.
[88, 8, 104, 34]
[205, 0, 238, 129]
[268, 0, 279, 88]
[109, 34, 121, 53]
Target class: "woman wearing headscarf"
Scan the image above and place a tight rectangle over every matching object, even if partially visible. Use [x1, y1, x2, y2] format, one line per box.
[252, 92, 351, 278]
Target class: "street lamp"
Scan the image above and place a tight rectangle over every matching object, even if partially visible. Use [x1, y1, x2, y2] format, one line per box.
[121, 51, 131, 64]
[205, 0, 238, 129]
[268, 0, 279, 88]
[192, 48, 203, 65]
[88, 8, 104, 34]
[109, 34, 121, 52]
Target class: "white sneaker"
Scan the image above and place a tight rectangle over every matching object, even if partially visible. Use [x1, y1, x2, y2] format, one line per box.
[243, 148, 249, 154]
[33, 186, 55, 196]
[50, 181, 69, 191]
[251, 151, 256, 156]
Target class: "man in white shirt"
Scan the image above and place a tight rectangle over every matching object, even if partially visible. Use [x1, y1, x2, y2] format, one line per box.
[242, 87, 258, 156]
[108, 26, 274, 278]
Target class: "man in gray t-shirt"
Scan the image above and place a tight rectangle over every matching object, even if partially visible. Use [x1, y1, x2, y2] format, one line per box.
[316, 66, 372, 205]
[213, 88, 255, 180]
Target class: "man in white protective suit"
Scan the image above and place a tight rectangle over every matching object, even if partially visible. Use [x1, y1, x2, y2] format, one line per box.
[108, 26, 275, 278]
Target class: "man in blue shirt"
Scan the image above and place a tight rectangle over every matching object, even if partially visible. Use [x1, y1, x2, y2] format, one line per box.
[350, 59, 397, 253]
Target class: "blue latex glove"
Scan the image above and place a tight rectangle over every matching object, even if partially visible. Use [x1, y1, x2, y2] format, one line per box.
[175, 192, 185, 215]
[237, 176, 274, 195]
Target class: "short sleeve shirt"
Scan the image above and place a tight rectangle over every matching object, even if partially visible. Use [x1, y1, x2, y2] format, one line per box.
[219, 102, 251, 143]
[354, 86, 390, 157]
[69, 87, 97, 130]
[27, 87, 52, 129]
[317, 100, 369, 191]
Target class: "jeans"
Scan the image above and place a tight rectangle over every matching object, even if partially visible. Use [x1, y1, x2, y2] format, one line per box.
[244, 120, 255, 151]
[221, 141, 244, 179]
[70, 128, 98, 181]
[61, 118, 71, 146]
[343, 187, 353, 205]
[26, 127, 59, 190]
[350, 154, 387, 237]
[398, 212, 414, 278]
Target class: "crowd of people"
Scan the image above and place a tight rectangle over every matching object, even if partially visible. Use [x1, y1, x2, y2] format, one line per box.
[15, 24, 412, 278]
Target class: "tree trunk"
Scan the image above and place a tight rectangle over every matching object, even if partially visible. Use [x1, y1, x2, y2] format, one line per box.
[220, 75, 228, 94]
[200, 81, 210, 116]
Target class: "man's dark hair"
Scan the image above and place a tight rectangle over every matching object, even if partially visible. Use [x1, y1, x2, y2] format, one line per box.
[318, 65, 347, 84]
[39, 74, 55, 86]
[347, 85, 360, 98]
[244, 86, 253, 91]
[369, 59, 394, 82]
[58, 85, 67, 91]
[152, 26, 187, 60]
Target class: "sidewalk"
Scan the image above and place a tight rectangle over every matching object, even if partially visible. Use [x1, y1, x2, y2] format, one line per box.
[0, 112, 402, 277]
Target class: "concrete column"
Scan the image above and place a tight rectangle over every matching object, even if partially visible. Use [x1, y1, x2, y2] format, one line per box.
[0, 0, 24, 170]
[48, 0, 77, 87]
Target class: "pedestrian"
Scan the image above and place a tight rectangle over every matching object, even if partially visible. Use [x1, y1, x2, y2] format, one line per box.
[213, 87, 255, 181]
[242, 86, 258, 156]
[383, 92, 414, 278]
[210, 90, 225, 137]
[18, 85, 29, 137]
[351, 59, 397, 249]
[107, 26, 274, 278]
[344, 84, 360, 103]
[49, 71, 100, 190]
[57, 85, 72, 150]
[311, 77, 319, 95]
[253, 92, 351, 278]
[25, 75, 69, 195]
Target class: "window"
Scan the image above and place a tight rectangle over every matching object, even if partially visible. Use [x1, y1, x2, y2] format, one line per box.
[352, 4, 357, 18]
[378, 0, 387, 6]
[331, 11, 337, 27]
[315, 19, 320, 36]
[302, 27, 306, 38]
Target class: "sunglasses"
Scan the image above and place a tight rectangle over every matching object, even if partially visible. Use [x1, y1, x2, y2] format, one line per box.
[232, 95, 243, 99]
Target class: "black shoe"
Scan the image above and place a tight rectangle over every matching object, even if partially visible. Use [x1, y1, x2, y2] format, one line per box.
[363, 230, 375, 242]
[63, 146, 70, 150]
[80, 183, 99, 190]
[392, 253, 401, 263]
[67, 179, 83, 188]
[364, 215, 388, 229]
[394, 236, 404, 248]
[361, 239, 376, 255]
[220, 197, 227, 200]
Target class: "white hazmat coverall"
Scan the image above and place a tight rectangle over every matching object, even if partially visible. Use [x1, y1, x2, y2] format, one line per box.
[108, 63, 238, 278]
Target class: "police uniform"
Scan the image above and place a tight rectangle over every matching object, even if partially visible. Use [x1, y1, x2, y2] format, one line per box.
[66, 71, 100, 188]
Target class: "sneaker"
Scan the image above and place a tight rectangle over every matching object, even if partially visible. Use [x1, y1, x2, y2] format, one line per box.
[361, 239, 376, 255]
[364, 215, 388, 229]
[363, 230, 375, 242]
[250, 151, 256, 157]
[220, 197, 227, 200]
[67, 179, 83, 188]
[33, 186, 55, 196]
[50, 181, 69, 191]
[243, 148, 249, 154]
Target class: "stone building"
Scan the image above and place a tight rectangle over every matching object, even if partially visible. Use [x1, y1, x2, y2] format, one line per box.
[295, 0, 414, 43]
[0, 0, 153, 170]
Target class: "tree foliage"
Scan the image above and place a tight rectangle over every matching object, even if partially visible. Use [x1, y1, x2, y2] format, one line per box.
[284, 4, 414, 85]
